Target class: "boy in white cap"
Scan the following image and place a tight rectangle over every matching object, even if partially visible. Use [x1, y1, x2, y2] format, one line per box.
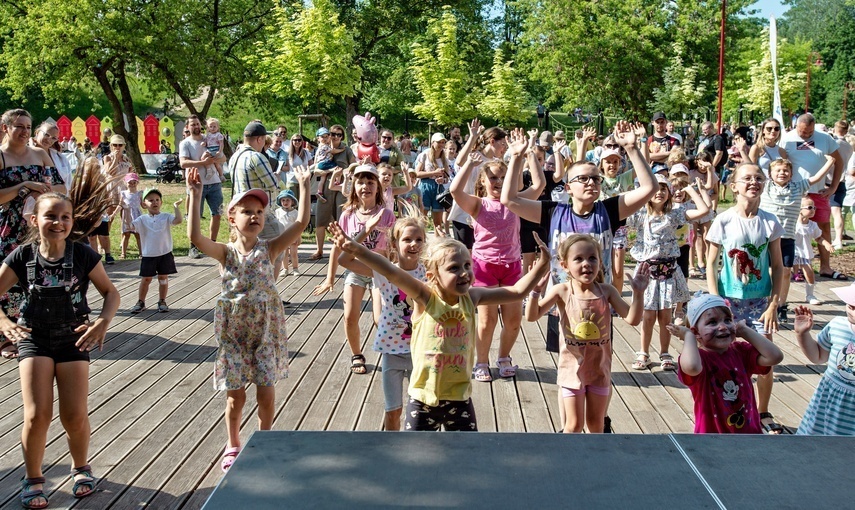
[667, 293, 783, 433]
[130, 188, 184, 314]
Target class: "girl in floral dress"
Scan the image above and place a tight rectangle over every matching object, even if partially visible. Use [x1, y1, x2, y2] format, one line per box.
[186, 166, 312, 473]
[629, 174, 710, 371]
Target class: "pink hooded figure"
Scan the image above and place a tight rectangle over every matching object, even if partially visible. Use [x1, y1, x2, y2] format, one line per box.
[353, 112, 380, 164]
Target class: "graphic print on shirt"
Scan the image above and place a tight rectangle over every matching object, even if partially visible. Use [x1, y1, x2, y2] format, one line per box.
[710, 366, 747, 430]
[835, 342, 855, 382]
[392, 289, 413, 340]
[427, 309, 469, 375]
[727, 241, 768, 285]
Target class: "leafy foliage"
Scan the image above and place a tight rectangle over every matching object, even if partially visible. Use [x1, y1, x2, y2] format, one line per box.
[477, 49, 530, 125]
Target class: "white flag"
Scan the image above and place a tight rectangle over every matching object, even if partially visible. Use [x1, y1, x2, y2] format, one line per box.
[770, 16, 784, 125]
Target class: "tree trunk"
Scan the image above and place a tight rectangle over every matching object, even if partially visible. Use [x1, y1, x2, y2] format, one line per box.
[345, 94, 361, 134]
[90, 61, 145, 173]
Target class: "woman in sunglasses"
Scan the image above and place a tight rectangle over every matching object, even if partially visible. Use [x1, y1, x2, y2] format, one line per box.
[287, 135, 313, 200]
[745, 118, 788, 176]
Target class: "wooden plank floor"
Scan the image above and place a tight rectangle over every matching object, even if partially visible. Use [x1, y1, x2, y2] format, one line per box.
[0, 243, 845, 508]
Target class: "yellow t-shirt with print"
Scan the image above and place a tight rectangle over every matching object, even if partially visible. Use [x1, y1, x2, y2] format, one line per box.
[408, 291, 476, 407]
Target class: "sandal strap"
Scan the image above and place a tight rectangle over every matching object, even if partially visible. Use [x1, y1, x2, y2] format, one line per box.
[71, 464, 92, 476]
[23, 476, 46, 487]
[351, 354, 366, 363]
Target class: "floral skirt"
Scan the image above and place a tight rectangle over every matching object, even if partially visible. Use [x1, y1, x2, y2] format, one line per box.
[637, 259, 689, 311]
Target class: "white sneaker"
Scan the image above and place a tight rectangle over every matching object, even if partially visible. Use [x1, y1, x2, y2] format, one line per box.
[292, 270, 301, 276]
[808, 295, 822, 305]
[833, 243, 843, 251]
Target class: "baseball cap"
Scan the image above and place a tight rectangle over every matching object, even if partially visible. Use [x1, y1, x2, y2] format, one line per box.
[687, 294, 730, 328]
[353, 164, 379, 178]
[316, 127, 330, 137]
[655, 173, 672, 190]
[124, 172, 140, 183]
[832, 283, 855, 306]
[539, 131, 554, 147]
[554, 130, 566, 140]
[599, 149, 622, 161]
[652, 112, 667, 122]
[228, 189, 269, 212]
[431, 133, 447, 144]
[110, 134, 126, 145]
[142, 188, 162, 200]
[244, 121, 267, 138]
[669, 163, 690, 177]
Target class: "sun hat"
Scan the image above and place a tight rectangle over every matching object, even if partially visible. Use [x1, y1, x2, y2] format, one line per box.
[655, 173, 672, 189]
[687, 294, 730, 328]
[124, 173, 140, 183]
[142, 188, 162, 200]
[109, 134, 126, 145]
[353, 164, 379, 178]
[538, 131, 554, 148]
[832, 283, 855, 306]
[277, 189, 298, 204]
[316, 127, 330, 137]
[554, 130, 566, 140]
[431, 133, 447, 144]
[227, 189, 269, 213]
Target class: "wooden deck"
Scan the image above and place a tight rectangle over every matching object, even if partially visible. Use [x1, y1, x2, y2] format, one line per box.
[0, 244, 845, 508]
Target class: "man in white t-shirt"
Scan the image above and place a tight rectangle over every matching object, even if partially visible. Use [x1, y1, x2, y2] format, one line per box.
[831, 120, 854, 249]
[782, 113, 846, 279]
[179, 114, 225, 259]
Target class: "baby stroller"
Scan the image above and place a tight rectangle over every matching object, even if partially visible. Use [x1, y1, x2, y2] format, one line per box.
[156, 154, 183, 184]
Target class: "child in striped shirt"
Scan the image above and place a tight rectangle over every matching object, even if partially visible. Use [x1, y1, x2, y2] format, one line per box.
[759, 157, 833, 324]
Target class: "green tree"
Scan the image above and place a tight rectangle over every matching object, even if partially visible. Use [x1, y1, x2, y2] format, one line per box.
[736, 29, 811, 118]
[648, 44, 709, 117]
[246, 0, 359, 112]
[410, 7, 478, 127]
[477, 49, 530, 125]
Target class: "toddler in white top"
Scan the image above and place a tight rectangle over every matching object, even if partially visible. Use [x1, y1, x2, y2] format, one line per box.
[275, 190, 300, 276]
[794, 196, 833, 305]
[205, 118, 226, 180]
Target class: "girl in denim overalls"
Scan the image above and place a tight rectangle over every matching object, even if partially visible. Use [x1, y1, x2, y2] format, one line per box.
[0, 168, 120, 509]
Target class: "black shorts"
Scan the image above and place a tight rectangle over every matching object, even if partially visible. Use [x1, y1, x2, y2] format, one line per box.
[830, 182, 847, 208]
[90, 221, 110, 237]
[520, 221, 546, 254]
[404, 398, 477, 431]
[781, 237, 795, 268]
[678, 244, 690, 279]
[140, 252, 178, 277]
[452, 221, 474, 251]
[17, 323, 90, 363]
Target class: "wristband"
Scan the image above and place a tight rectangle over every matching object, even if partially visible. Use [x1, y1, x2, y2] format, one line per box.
[17, 187, 31, 200]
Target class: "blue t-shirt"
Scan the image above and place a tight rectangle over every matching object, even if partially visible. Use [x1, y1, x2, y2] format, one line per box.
[705, 208, 783, 299]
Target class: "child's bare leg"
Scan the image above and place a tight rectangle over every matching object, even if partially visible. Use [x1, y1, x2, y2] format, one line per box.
[476, 303, 499, 367]
[290, 243, 299, 271]
[121, 233, 130, 258]
[138, 277, 152, 302]
[585, 393, 609, 433]
[133, 233, 141, 255]
[56, 361, 91, 472]
[757, 333, 775, 419]
[158, 275, 169, 301]
[384, 408, 402, 431]
[256, 386, 275, 430]
[658, 308, 673, 354]
[317, 175, 328, 203]
[640, 309, 656, 356]
[19, 357, 54, 481]
[802, 264, 815, 284]
[562, 393, 585, 433]
[613, 248, 625, 294]
[521, 252, 536, 277]
[225, 389, 246, 447]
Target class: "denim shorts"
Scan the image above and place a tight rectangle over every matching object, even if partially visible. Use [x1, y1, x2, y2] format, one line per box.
[419, 179, 442, 212]
[200, 183, 223, 216]
[17, 323, 90, 363]
[344, 270, 373, 288]
[381, 353, 412, 411]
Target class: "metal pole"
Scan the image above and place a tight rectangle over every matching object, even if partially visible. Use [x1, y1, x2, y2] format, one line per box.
[716, 0, 726, 133]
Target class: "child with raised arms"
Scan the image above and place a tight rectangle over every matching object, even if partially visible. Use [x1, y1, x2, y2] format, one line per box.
[0, 169, 120, 508]
[793, 286, 855, 435]
[451, 128, 543, 381]
[705, 162, 786, 434]
[526, 234, 649, 433]
[668, 294, 783, 433]
[628, 174, 710, 371]
[329, 225, 550, 431]
[187, 165, 311, 472]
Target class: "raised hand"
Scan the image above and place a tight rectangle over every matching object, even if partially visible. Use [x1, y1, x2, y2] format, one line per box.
[173, 197, 184, 208]
[293, 164, 312, 186]
[793, 306, 814, 334]
[328, 221, 359, 254]
[633, 122, 648, 139]
[527, 129, 538, 150]
[581, 126, 597, 141]
[508, 128, 528, 156]
[467, 151, 484, 165]
[613, 120, 637, 148]
[553, 139, 567, 154]
[666, 323, 690, 340]
[629, 261, 650, 292]
[468, 118, 482, 140]
[186, 168, 203, 195]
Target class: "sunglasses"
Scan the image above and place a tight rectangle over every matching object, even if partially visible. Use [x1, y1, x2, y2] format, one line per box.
[801, 205, 816, 210]
[292, 139, 302, 143]
[604, 144, 620, 149]
[737, 176, 766, 184]
[330, 133, 343, 138]
[381, 136, 392, 140]
[765, 126, 781, 132]
[111, 143, 124, 147]
[569, 174, 604, 185]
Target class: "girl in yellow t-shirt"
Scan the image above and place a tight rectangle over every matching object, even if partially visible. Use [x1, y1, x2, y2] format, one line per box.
[330, 225, 550, 431]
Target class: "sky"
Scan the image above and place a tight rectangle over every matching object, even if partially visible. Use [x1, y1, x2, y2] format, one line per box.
[752, 0, 790, 20]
